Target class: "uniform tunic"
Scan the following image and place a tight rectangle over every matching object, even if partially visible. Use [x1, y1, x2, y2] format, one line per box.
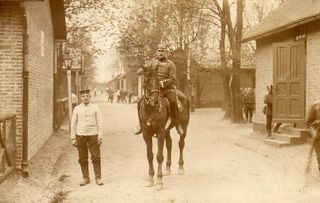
[71, 103, 103, 140]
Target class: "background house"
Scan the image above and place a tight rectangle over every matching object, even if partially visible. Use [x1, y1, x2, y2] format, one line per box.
[0, 0, 66, 172]
[242, 0, 320, 130]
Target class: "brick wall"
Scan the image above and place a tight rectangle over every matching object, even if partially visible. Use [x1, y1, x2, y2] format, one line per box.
[0, 3, 24, 163]
[25, 1, 55, 159]
[306, 21, 320, 110]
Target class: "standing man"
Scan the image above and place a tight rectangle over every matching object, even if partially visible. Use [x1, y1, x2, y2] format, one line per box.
[71, 89, 104, 186]
[305, 100, 320, 173]
[264, 85, 274, 139]
[243, 88, 255, 123]
[135, 43, 184, 135]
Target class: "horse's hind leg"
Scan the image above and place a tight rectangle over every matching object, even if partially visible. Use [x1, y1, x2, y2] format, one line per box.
[178, 131, 187, 175]
[164, 130, 172, 176]
[143, 133, 154, 187]
[156, 134, 165, 190]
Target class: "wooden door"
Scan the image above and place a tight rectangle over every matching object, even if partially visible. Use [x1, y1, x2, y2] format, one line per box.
[273, 42, 305, 123]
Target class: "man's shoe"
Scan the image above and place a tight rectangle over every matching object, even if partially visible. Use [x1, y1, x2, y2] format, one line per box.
[176, 125, 184, 135]
[79, 177, 90, 186]
[96, 178, 104, 186]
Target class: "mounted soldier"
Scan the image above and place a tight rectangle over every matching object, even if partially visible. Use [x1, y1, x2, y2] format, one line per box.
[135, 43, 184, 135]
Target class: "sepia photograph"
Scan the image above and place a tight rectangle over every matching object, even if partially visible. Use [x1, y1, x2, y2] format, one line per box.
[0, 0, 320, 202]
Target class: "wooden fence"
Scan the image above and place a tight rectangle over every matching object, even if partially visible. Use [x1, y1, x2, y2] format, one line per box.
[0, 114, 16, 184]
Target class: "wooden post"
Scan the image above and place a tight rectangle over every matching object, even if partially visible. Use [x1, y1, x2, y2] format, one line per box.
[67, 70, 72, 132]
[75, 70, 79, 101]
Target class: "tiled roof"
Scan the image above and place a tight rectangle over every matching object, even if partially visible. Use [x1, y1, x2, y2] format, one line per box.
[242, 0, 320, 42]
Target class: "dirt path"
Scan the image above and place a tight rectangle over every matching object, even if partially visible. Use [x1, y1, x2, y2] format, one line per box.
[3, 95, 320, 203]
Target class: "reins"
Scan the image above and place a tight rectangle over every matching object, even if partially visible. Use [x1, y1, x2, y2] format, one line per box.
[140, 87, 164, 138]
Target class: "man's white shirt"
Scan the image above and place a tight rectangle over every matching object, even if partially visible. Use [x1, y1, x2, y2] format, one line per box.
[71, 103, 103, 140]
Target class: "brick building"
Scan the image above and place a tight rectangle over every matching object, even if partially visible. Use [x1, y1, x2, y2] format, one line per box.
[242, 0, 320, 130]
[0, 0, 66, 172]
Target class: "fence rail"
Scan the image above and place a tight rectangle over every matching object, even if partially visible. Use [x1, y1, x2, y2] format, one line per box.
[0, 114, 16, 184]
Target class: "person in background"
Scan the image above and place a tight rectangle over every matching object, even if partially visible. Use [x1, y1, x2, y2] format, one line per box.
[71, 89, 104, 186]
[264, 85, 274, 139]
[242, 88, 255, 123]
[71, 91, 78, 110]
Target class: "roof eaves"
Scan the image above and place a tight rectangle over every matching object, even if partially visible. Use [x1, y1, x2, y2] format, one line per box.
[242, 13, 320, 43]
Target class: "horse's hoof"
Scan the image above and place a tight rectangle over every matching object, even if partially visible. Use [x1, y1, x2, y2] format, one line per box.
[146, 180, 154, 187]
[156, 183, 164, 191]
[178, 168, 185, 175]
[163, 169, 171, 176]
[146, 177, 154, 187]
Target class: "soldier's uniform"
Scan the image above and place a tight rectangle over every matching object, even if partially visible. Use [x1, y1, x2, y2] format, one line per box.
[242, 89, 255, 123]
[135, 44, 184, 135]
[264, 86, 273, 138]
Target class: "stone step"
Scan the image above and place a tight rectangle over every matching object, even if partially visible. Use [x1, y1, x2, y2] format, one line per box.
[273, 132, 305, 144]
[264, 138, 291, 148]
[279, 125, 306, 135]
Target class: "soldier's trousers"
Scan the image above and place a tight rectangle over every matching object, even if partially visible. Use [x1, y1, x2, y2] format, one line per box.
[76, 135, 101, 179]
[266, 115, 272, 137]
[162, 90, 181, 127]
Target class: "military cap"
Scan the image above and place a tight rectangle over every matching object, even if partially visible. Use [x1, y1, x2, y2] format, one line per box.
[157, 43, 167, 50]
[79, 89, 90, 94]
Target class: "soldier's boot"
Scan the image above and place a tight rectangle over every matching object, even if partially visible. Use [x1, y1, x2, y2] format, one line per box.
[79, 163, 90, 186]
[93, 161, 103, 186]
[171, 102, 184, 135]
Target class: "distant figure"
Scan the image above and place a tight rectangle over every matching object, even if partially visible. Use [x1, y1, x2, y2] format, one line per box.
[71, 91, 78, 110]
[71, 89, 104, 186]
[120, 88, 127, 103]
[264, 85, 274, 139]
[242, 88, 255, 123]
[107, 88, 114, 103]
[93, 87, 97, 97]
[128, 92, 134, 104]
[116, 89, 121, 103]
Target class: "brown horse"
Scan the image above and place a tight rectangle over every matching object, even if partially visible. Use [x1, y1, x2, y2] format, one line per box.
[137, 66, 190, 190]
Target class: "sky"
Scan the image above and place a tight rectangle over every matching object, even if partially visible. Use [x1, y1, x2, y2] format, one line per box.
[91, 0, 133, 83]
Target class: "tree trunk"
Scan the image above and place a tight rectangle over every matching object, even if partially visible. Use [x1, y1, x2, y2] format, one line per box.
[219, 9, 232, 119]
[223, 0, 245, 123]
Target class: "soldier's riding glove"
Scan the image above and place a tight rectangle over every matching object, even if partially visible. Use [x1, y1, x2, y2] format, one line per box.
[98, 138, 102, 146]
[71, 139, 77, 147]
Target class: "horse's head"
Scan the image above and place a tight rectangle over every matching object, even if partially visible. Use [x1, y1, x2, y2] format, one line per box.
[143, 65, 160, 107]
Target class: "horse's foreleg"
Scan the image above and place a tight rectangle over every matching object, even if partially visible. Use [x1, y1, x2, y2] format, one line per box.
[143, 133, 154, 187]
[164, 130, 172, 176]
[178, 132, 186, 175]
[156, 134, 165, 190]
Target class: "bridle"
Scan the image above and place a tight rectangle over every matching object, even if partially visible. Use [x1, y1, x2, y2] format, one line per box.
[140, 85, 164, 138]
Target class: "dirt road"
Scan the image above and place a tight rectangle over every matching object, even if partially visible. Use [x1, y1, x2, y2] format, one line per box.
[2, 95, 320, 203]
[51, 96, 320, 203]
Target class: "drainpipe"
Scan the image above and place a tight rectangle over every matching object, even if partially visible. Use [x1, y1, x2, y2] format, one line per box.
[20, 3, 29, 177]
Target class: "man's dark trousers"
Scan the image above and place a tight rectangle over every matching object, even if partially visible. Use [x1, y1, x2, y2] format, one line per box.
[161, 89, 180, 127]
[76, 135, 101, 179]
